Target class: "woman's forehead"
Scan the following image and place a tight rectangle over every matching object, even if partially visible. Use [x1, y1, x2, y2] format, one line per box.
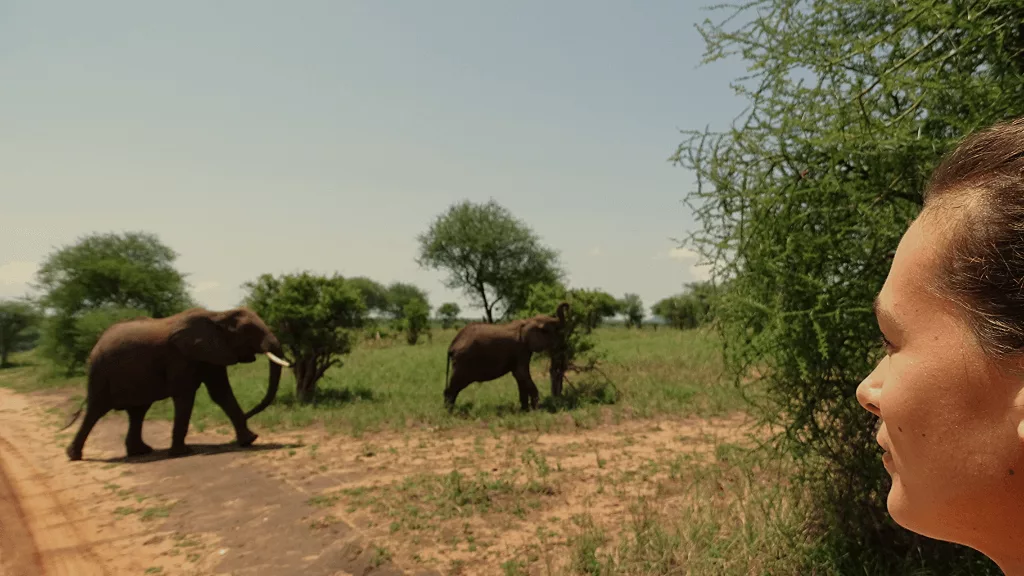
[880, 218, 945, 311]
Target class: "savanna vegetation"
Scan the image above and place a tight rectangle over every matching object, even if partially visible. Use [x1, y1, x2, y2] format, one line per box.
[4, 0, 1024, 573]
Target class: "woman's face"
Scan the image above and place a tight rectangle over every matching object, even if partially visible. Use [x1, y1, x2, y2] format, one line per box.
[856, 213, 1024, 548]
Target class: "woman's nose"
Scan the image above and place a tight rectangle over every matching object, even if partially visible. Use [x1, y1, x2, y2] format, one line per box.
[856, 361, 884, 417]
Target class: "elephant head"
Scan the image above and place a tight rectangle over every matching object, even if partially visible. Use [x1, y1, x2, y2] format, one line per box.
[518, 301, 570, 352]
[168, 307, 289, 419]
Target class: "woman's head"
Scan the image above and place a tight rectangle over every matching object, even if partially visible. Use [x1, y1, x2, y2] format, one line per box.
[857, 117, 1024, 564]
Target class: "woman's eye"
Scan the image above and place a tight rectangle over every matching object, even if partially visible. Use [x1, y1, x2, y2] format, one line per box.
[879, 334, 894, 354]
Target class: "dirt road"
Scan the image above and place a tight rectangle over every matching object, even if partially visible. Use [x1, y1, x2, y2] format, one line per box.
[0, 386, 749, 575]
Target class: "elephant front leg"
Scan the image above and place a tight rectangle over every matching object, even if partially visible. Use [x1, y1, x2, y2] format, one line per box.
[202, 367, 258, 447]
[512, 365, 540, 411]
[125, 404, 154, 457]
[169, 389, 197, 458]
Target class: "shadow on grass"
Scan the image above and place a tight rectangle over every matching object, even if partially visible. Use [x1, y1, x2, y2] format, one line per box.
[446, 378, 620, 419]
[83, 441, 301, 464]
[541, 378, 619, 412]
[272, 385, 378, 408]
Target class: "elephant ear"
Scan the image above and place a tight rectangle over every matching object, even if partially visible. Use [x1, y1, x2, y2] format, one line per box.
[169, 316, 236, 366]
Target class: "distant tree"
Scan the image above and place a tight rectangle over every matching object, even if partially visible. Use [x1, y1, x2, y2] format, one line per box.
[383, 282, 431, 344]
[33, 231, 194, 373]
[437, 302, 461, 329]
[385, 282, 429, 319]
[416, 200, 563, 323]
[402, 299, 431, 345]
[618, 293, 644, 328]
[651, 282, 716, 330]
[243, 272, 366, 404]
[571, 289, 621, 331]
[348, 276, 390, 315]
[0, 300, 40, 367]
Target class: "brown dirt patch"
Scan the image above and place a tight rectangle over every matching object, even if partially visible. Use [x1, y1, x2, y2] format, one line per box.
[0, 386, 756, 575]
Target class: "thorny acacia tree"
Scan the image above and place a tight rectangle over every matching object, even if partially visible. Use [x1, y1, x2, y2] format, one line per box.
[677, 0, 1024, 572]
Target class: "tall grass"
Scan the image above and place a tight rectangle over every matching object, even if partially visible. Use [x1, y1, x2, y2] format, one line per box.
[0, 326, 744, 436]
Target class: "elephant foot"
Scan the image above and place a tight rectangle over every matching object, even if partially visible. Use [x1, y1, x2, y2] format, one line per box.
[168, 444, 194, 458]
[66, 445, 83, 461]
[236, 429, 258, 448]
[126, 442, 154, 457]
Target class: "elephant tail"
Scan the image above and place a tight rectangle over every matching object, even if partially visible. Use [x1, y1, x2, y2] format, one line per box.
[445, 348, 453, 391]
[58, 399, 86, 431]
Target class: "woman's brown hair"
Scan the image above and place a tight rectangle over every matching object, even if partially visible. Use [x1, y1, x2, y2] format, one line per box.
[923, 117, 1024, 357]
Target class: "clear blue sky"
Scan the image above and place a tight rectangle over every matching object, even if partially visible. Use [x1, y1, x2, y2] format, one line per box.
[0, 1, 749, 316]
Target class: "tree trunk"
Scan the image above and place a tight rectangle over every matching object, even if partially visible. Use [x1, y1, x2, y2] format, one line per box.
[294, 357, 318, 405]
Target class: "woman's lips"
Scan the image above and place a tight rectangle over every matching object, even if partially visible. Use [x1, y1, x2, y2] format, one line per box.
[882, 451, 894, 472]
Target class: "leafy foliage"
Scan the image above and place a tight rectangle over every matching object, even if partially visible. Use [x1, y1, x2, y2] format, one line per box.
[401, 299, 431, 345]
[0, 300, 41, 367]
[437, 302, 461, 329]
[243, 272, 367, 404]
[617, 293, 644, 328]
[651, 282, 717, 330]
[348, 277, 390, 315]
[675, 0, 1024, 572]
[521, 282, 609, 398]
[33, 231, 194, 374]
[571, 290, 621, 331]
[416, 200, 563, 323]
[71, 307, 149, 369]
[383, 282, 430, 345]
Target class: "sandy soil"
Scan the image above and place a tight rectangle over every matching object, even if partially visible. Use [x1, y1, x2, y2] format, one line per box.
[0, 386, 752, 576]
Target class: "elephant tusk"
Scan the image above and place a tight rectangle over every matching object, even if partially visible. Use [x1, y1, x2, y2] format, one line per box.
[265, 351, 291, 367]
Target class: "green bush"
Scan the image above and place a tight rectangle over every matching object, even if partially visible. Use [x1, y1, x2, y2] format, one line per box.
[243, 272, 367, 404]
[0, 300, 41, 367]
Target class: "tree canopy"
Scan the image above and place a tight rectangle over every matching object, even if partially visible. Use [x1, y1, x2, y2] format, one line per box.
[416, 200, 563, 323]
[437, 302, 461, 329]
[618, 293, 644, 328]
[676, 0, 1024, 572]
[651, 282, 716, 330]
[34, 231, 194, 373]
[35, 231, 193, 318]
[243, 272, 367, 404]
[0, 300, 40, 367]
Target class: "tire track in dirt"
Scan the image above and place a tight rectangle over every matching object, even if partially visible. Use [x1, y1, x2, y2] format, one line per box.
[0, 408, 109, 575]
[0, 437, 44, 576]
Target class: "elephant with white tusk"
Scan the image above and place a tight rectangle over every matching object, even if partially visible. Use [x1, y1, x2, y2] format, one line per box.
[444, 302, 569, 412]
[63, 306, 290, 461]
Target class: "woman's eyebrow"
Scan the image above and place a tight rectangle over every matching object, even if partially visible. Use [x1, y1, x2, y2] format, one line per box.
[873, 294, 900, 328]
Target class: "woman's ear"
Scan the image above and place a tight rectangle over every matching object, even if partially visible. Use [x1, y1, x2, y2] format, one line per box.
[169, 316, 237, 365]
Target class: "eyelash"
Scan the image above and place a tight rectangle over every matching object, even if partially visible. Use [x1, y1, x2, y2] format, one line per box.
[879, 334, 894, 354]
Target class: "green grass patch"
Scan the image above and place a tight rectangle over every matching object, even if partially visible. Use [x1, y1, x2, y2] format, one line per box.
[0, 326, 744, 435]
[339, 465, 557, 533]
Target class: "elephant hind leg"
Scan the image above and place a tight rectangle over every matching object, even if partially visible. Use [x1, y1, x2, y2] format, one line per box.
[444, 372, 472, 412]
[125, 404, 154, 457]
[168, 389, 197, 458]
[66, 402, 111, 461]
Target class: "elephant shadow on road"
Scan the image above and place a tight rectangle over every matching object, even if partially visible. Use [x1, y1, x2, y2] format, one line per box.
[82, 440, 302, 465]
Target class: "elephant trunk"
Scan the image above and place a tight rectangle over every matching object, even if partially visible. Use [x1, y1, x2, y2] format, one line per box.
[244, 334, 287, 419]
